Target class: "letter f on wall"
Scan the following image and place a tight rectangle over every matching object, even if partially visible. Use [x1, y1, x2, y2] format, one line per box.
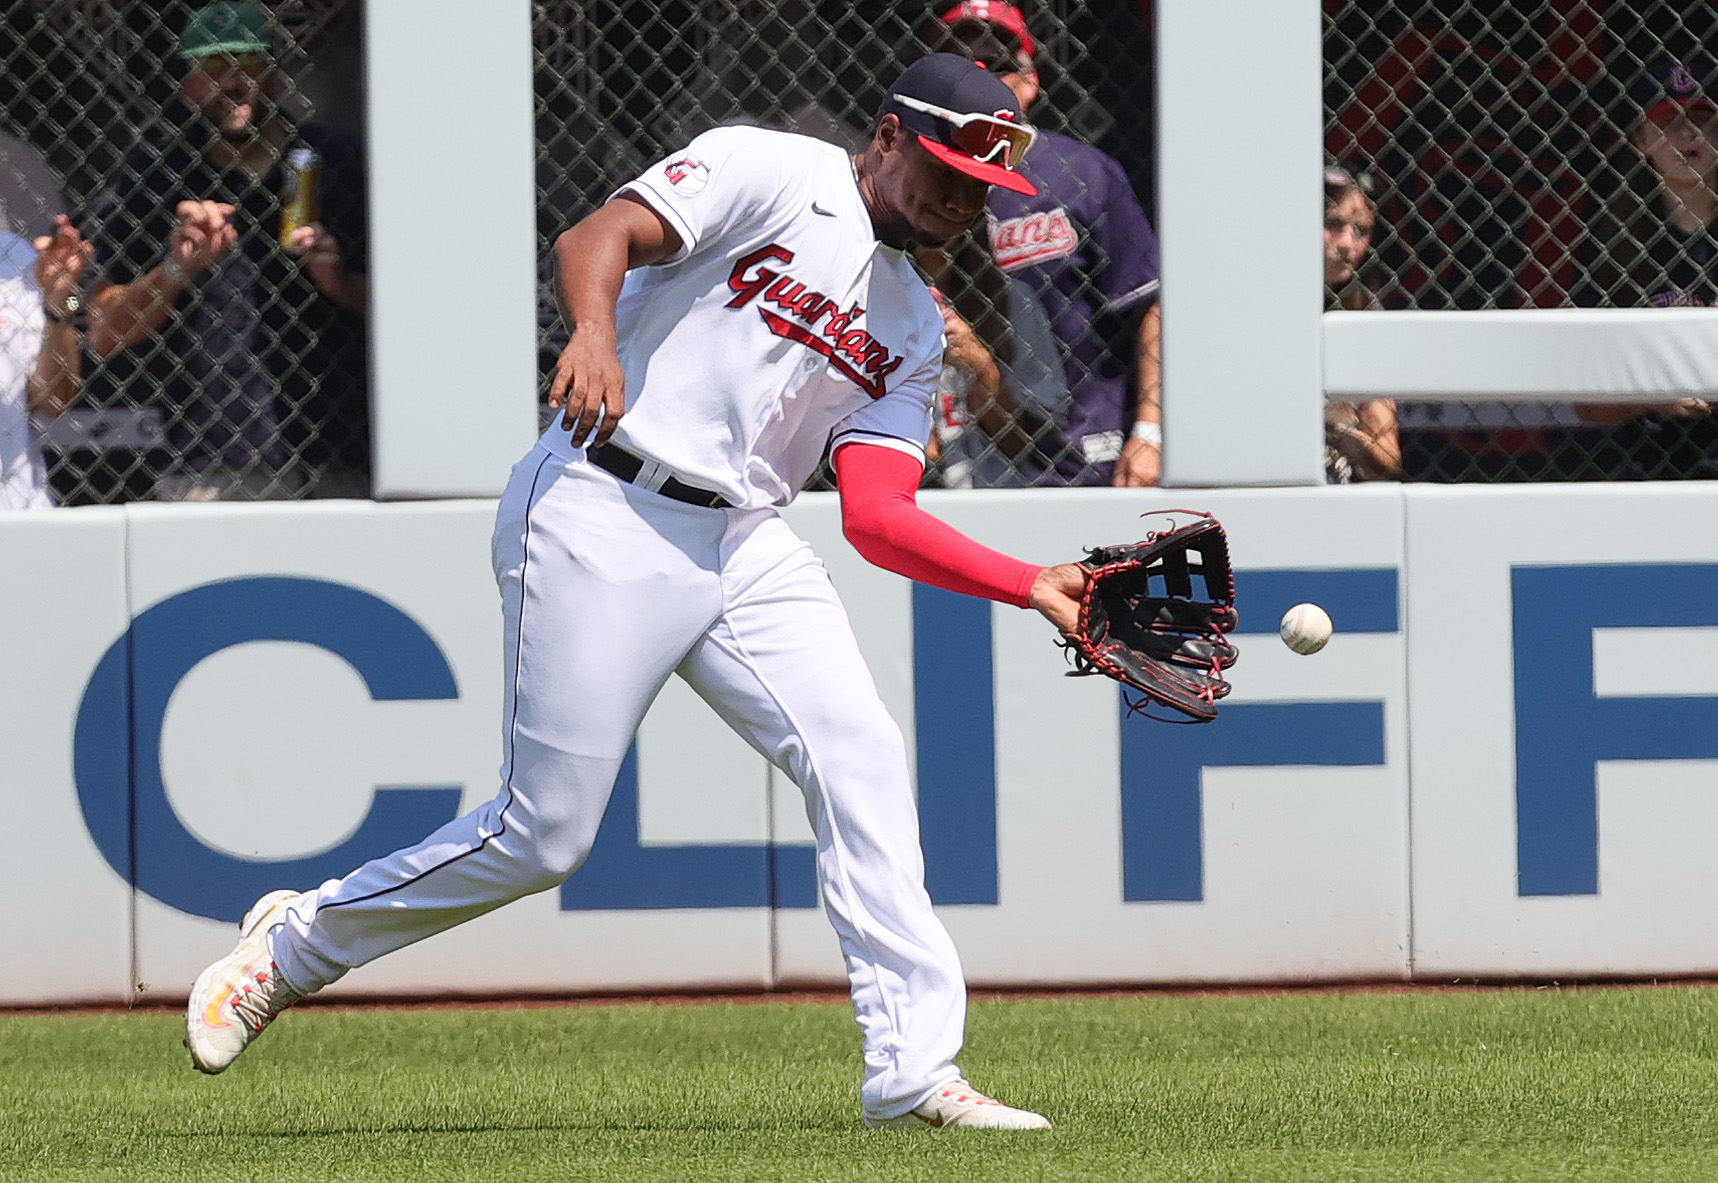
[1514, 565, 1718, 896]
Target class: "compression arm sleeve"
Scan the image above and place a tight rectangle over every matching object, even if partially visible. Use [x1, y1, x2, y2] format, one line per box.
[834, 441, 1043, 608]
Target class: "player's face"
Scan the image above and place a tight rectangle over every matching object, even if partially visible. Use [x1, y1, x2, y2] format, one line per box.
[889, 136, 992, 250]
[1324, 189, 1374, 287]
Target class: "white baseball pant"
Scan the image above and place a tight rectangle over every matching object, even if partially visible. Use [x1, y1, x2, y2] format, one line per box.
[269, 445, 967, 1120]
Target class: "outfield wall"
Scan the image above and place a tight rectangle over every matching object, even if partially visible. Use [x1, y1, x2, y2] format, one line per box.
[4, 483, 1718, 1005]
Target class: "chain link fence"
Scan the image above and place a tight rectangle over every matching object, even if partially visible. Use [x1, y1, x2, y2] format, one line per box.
[2, 0, 365, 505]
[1326, 0, 1718, 482]
[11, 2, 1710, 502]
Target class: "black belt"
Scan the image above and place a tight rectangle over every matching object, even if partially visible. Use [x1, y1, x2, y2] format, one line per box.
[588, 445, 731, 509]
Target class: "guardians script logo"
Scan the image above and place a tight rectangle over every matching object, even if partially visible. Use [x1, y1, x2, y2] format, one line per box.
[725, 245, 904, 398]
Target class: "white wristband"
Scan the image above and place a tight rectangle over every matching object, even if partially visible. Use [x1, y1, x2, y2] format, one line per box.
[161, 257, 189, 286]
[1130, 420, 1162, 446]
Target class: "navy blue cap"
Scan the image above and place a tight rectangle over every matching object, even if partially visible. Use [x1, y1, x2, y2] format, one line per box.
[881, 53, 1037, 194]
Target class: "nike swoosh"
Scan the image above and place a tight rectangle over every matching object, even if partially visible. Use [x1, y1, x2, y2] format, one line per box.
[811, 201, 837, 217]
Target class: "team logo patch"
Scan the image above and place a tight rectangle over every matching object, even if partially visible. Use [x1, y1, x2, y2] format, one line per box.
[664, 155, 710, 195]
[990, 208, 1078, 270]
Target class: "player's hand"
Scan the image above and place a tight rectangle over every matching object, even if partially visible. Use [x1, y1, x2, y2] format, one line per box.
[549, 326, 626, 448]
[168, 200, 238, 277]
[1113, 435, 1161, 487]
[33, 215, 93, 310]
[1029, 563, 1088, 636]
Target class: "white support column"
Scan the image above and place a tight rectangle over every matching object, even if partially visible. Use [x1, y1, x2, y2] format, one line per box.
[1156, 0, 1325, 486]
[364, 0, 540, 499]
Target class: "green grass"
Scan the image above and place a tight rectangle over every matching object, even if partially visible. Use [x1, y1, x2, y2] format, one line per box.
[5, 987, 1718, 1181]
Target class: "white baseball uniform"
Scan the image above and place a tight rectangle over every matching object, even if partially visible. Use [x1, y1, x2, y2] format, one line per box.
[0, 233, 53, 510]
[269, 127, 974, 1121]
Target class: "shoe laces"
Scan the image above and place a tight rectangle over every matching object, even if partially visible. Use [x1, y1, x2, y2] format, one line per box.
[228, 957, 298, 1034]
[938, 1080, 1004, 1109]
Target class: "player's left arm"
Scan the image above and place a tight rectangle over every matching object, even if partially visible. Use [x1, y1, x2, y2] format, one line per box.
[835, 442, 1084, 633]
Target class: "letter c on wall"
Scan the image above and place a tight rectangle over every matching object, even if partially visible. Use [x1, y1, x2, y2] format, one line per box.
[74, 577, 465, 922]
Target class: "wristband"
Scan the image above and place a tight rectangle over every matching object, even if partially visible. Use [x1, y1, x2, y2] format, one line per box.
[1130, 420, 1163, 446]
[161, 257, 189, 286]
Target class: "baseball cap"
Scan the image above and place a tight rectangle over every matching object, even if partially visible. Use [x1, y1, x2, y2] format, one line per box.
[180, 2, 272, 59]
[938, 1, 1036, 60]
[1629, 56, 1718, 125]
[882, 53, 1038, 195]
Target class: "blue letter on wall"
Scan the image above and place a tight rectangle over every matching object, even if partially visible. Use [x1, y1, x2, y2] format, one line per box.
[1513, 564, 1718, 896]
[1121, 701, 1386, 902]
[912, 584, 997, 905]
[74, 577, 466, 922]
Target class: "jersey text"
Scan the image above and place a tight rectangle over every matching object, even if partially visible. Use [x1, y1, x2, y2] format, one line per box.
[990, 208, 1078, 270]
[726, 245, 904, 398]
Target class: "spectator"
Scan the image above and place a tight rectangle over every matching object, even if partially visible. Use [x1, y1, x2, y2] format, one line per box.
[931, 3, 1164, 487]
[1574, 56, 1718, 478]
[916, 235, 1065, 488]
[1, 216, 93, 509]
[1322, 164, 1400, 482]
[85, 1, 370, 501]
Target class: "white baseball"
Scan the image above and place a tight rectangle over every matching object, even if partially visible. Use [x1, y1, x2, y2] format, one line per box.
[1279, 602, 1333, 655]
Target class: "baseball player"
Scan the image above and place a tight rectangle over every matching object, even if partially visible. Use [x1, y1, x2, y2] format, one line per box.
[186, 54, 1087, 1131]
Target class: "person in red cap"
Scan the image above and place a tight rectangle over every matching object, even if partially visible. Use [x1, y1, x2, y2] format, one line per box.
[932, 3, 1165, 488]
[185, 51, 1080, 1132]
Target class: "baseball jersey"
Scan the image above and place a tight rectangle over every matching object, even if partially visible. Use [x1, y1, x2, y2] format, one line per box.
[0, 232, 52, 510]
[538, 126, 945, 510]
[985, 130, 1160, 485]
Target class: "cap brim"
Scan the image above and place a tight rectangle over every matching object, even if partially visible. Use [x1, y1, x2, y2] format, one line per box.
[919, 135, 1037, 195]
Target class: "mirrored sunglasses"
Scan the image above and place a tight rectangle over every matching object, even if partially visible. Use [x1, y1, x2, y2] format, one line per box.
[893, 93, 1037, 169]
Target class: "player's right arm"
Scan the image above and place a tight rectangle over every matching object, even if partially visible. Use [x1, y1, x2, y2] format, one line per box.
[834, 442, 1085, 635]
[546, 193, 682, 447]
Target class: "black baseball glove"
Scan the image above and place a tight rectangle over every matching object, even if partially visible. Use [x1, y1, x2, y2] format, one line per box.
[1059, 513, 1239, 723]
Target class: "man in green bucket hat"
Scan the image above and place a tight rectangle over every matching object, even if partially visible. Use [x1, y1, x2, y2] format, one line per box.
[84, 1, 372, 500]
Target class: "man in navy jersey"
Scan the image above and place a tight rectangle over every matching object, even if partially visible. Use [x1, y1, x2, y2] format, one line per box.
[933, 2, 1163, 487]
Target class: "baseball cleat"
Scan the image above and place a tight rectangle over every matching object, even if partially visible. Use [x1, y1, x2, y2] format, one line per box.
[863, 1080, 1052, 1130]
[184, 889, 304, 1074]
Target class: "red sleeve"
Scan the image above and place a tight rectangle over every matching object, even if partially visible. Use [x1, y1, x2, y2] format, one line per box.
[834, 442, 1043, 608]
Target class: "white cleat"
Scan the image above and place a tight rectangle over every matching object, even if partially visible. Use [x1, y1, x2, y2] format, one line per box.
[864, 1079, 1053, 1130]
[185, 889, 304, 1074]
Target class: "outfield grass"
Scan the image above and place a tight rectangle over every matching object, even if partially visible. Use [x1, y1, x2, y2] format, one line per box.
[4, 987, 1718, 1181]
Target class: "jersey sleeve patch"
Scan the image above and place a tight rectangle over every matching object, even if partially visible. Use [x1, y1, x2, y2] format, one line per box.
[663, 154, 710, 196]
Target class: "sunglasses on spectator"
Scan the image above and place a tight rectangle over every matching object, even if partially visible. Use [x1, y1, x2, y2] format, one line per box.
[893, 93, 1037, 169]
